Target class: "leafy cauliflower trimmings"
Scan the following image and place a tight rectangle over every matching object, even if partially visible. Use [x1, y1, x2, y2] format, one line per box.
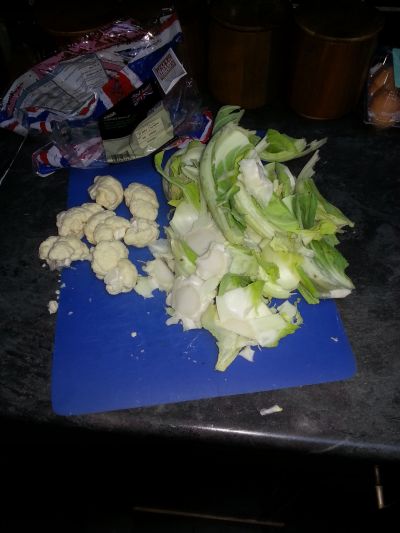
[39, 236, 91, 270]
[88, 175, 124, 210]
[124, 182, 159, 221]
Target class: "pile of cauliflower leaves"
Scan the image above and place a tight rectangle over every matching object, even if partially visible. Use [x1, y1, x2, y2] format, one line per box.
[40, 106, 355, 371]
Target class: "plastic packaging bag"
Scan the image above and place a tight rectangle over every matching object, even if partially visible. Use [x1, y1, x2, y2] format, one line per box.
[0, 9, 212, 175]
[365, 47, 400, 129]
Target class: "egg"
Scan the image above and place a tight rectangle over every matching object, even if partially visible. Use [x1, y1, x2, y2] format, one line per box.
[368, 66, 395, 98]
[369, 88, 400, 128]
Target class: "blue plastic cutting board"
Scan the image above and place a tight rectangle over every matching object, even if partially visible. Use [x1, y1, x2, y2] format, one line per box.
[51, 157, 356, 415]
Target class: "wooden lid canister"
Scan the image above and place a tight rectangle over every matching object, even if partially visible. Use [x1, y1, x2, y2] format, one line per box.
[288, 5, 384, 120]
[208, 0, 291, 109]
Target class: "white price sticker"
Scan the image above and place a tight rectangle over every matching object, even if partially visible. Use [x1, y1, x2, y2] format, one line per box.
[152, 48, 187, 94]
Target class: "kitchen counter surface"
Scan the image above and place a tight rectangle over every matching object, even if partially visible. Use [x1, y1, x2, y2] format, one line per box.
[1, 103, 400, 464]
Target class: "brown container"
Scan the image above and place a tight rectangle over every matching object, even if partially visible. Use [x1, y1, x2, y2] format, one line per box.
[36, 0, 117, 46]
[208, 0, 291, 109]
[288, 5, 384, 120]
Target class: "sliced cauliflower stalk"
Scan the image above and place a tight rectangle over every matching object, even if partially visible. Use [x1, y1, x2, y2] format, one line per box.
[88, 175, 124, 210]
[39, 236, 91, 270]
[124, 217, 159, 248]
[104, 258, 138, 295]
[124, 182, 159, 221]
[166, 274, 220, 330]
[91, 240, 129, 279]
[142, 258, 174, 292]
[148, 238, 175, 272]
[134, 276, 159, 299]
[134, 257, 174, 299]
[56, 203, 103, 239]
[196, 242, 230, 281]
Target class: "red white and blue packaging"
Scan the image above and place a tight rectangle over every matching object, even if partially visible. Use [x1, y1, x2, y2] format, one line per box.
[0, 9, 212, 176]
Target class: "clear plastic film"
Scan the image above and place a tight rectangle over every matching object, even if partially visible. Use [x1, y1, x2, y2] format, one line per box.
[365, 48, 400, 129]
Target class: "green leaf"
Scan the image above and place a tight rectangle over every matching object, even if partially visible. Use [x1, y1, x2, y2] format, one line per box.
[199, 124, 247, 244]
[266, 129, 305, 154]
[276, 163, 295, 197]
[167, 228, 198, 277]
[261, 194, 301, 233]
[212, 105, 245, 135]
[296, 265, 320, 304]
[218, 273, 252, 296]
[293, 188, 318, 229]
[299, 240, 354, 299]
[259, 131, 327, 163]
[201, 304, 250, 372]
[233, 187, 276, 239]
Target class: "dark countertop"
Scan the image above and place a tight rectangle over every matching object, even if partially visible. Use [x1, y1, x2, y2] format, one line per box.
[1, 102, 400, 467]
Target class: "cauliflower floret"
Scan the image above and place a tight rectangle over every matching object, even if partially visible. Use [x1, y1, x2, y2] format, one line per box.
[39, 235, 91, 270]
[124, 183, 159, 221]
[93, 215, 130, 244]
[84, 210, 115, 244]
[91, 240, 129, 279]
[81, 202, 104, 216]
[88, 175, 124, 210]
[124, 218, 160, 248]
[56, 203, 103, 239]
[48, 300, 59, 314]
[103, 258, 138, 295]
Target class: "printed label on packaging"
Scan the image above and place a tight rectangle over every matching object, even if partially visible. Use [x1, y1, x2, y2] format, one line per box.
[152, 48, 187, 94]
[135, 114, 165, 149]
[20, 54, 108, 115]
[103, 104, 174, 163]
[53, 54, 108, 97]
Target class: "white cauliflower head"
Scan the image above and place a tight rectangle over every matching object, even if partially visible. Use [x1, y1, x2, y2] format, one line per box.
[124, 218, 160, 248]
[91, 240, 129, 279]
[56, 203, 103, 239]
[88, 175, 124, 210]
[93, 215, 130, 244]
[103, 258, 138, 295]
[39, 235, 91, 270]
[124, 182, 159, 221]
